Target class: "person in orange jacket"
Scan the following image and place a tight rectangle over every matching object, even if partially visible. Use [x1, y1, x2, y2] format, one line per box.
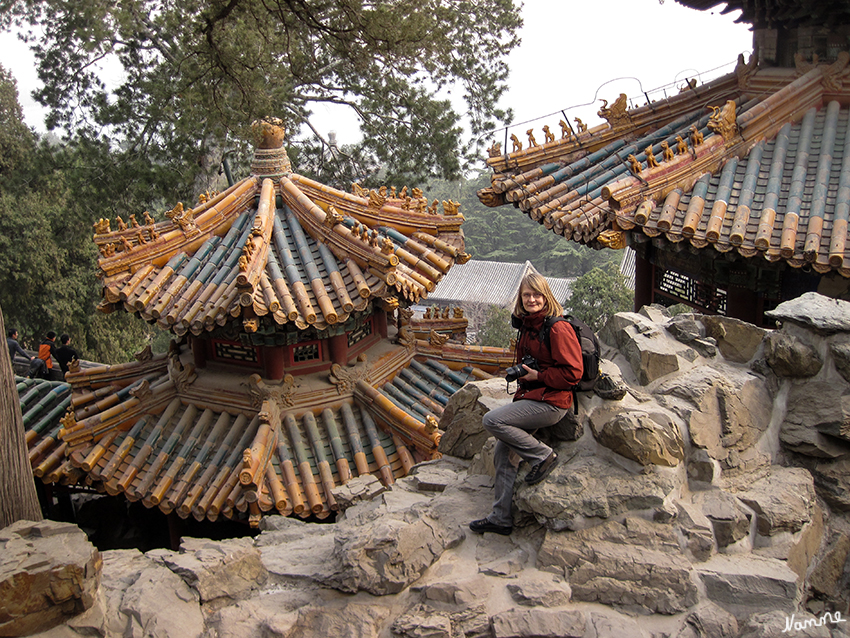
[37, 331, 58, 378]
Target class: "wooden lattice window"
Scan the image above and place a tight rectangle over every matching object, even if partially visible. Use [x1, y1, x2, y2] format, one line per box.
[656, 269, 727, 315]
[293, 342, 320, 363]
[347, 318, 373, 347]
[213, 340, 259, 363]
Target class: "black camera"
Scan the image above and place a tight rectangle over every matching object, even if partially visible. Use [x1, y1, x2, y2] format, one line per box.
[505, 355, 538, 383]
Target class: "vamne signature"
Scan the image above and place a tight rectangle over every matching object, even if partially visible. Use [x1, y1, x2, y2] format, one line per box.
[782, 611, 846, 633]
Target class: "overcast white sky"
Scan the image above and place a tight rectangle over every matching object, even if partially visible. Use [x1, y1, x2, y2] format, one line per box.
[1, 0, 753, 152]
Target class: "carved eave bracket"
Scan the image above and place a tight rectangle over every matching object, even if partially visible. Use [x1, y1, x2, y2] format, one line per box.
[328, 355, 372, 395]
[477, 187, 506, 208]
[598, 229, 627, 250]
[429, 330, 450, 347]
[167, 352, 197, 392]
[823, 51, 850, 92]
[735, 50, 759, 90]
[243, 372, 298, 410]
[128, 379, 152, 401]
[166, 202, 199, 237]
[135, 344, 154, 362]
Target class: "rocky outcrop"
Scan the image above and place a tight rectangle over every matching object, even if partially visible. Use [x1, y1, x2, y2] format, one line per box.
[148, 537, 268, 604]
[320, 507, 464, 595]
[17, 293, 850, 638]
[437, 377, 508, 459]
[0, 520, 101, 637]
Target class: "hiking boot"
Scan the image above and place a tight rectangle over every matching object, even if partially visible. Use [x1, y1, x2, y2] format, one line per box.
[525, 451, 558, 485]
[469, 518, 512, 535]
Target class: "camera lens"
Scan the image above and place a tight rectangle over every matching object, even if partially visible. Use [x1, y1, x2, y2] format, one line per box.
[505, 363, 528, 383]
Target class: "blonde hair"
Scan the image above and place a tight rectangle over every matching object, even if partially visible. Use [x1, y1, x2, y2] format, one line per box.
[512, 271, 563, 318]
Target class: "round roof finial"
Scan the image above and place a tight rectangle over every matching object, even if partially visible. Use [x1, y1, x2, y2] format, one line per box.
[251, 117, 286, 150]
[250, 117, 292, 178]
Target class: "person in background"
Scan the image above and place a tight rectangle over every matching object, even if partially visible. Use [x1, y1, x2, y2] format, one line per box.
[54, 333, 79, 376]
[37, 331, 58, 379]
[7, 328, 35, 366]
[469, 272, 583, 536]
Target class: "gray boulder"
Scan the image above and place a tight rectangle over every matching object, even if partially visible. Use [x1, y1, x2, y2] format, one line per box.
[696, 554, 801, 619]
[764, 330, 824, 378]
[699, 315, 766, 363]
[537, 518, 697, 614]
[781, 382, 850, 457]
[599, 312, 696, 384]
[677, 601, 740, 638]
[506, 572, 571, 607]
[147, 536, 267, 604]
[694, 490, 753, 549]
[590, 409, 684, 467]
[285, 603, 392, 638]
[765, 292, 850, 334]
[811, 457, 850, 512]
[0, 520, 102, 638]
[515, 451, 680, 529]
[735, 466, 816, 536]
[438, 378, 509, 459]
[655, 364, 773, 462]
[490, 609, 586, 638]
[832, 338, 850, 383]
[321, 508, 463, 595]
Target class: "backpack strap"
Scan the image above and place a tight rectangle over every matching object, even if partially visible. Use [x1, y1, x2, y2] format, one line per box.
[540, 315, 567, 350]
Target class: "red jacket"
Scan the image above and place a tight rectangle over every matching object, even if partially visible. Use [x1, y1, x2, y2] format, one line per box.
[512, 311, 583, 410]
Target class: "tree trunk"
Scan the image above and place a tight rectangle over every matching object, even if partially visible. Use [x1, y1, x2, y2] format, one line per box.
[0, 304, 43, 528]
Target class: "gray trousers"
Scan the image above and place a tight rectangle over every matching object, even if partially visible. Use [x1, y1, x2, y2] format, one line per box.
[482, 399, 567, 526]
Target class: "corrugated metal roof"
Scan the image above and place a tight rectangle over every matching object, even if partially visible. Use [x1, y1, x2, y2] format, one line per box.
[428, 260, 574, 308]
[620, 247, 636, 290]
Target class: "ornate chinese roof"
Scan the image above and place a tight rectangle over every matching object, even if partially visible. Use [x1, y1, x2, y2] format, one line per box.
[94, 123, 468, 336]
[18, 349, 481, 525]
[479, 56, 850, 279]
[674, 0, 850, 29]
[21, 120, 513, 527]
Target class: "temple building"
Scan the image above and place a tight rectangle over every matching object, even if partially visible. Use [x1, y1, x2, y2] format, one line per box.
[479, 0, 850, 326]
[20, 119, 514, 528]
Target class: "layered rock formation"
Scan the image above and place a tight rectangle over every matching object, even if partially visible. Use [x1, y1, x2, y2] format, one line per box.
[11, 292, 850, 637]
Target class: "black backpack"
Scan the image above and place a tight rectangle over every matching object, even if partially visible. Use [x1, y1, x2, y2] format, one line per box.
[540, 315, 601, 411]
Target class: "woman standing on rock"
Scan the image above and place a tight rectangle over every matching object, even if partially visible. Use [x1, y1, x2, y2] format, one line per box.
[469, 271, 583, 535]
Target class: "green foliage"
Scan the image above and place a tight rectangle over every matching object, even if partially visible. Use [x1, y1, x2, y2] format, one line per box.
[0, 66, 154, 363]
[2, 0, 522, 187]
[426, 171, 620, 278]
[0, 65, 32, 176]
[478, 305, 514, 348]
[563, 262, 634, 332]
[666, 303, 692, 317]
[288, 139, 381, 191]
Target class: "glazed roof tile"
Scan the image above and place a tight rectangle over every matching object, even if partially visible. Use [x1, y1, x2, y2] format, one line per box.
[480, 60, 850, 279]
[19, 352, 482, 524]
[18, 125, 509, 527]
[96, 170, 468, 335]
